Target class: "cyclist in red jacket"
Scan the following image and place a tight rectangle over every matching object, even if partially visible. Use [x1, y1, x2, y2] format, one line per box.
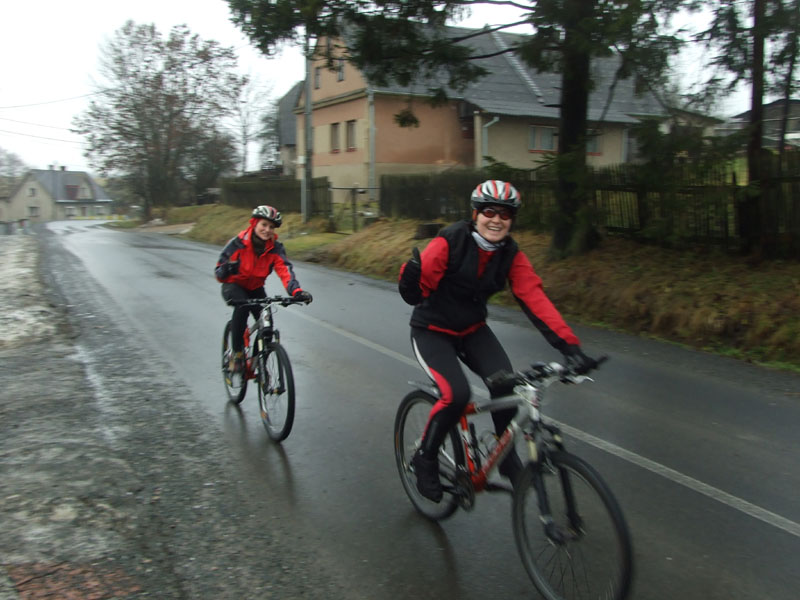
[215, 205, 312, 372]
[398, 180, 597, 502]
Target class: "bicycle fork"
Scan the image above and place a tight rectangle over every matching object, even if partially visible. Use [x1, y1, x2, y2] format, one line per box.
[526, 432, 584, 545]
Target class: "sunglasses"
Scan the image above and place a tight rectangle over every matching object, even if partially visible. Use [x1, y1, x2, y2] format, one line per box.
[479, 206, 514, 221]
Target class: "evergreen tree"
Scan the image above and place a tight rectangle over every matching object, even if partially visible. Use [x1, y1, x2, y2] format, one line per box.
[228, 0, 687, 256]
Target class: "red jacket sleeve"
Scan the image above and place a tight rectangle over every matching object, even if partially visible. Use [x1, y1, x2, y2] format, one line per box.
[418, 236, 449, 298]
[508, 251, 580, 351]
[270, 244, 302, 296]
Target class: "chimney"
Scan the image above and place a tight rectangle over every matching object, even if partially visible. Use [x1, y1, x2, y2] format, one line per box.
[60, 166, 66, 171]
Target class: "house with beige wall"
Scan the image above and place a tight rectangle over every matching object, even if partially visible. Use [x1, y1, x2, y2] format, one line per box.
[5, 166, 112, 224]
[292, 26, 667, 203]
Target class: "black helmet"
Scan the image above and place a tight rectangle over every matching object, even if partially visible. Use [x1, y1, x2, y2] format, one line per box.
[251, 205, 282, 227]
[470, 180, 521, 212]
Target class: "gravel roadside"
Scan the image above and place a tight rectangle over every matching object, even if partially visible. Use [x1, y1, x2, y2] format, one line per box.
[0, 229, 355, 599]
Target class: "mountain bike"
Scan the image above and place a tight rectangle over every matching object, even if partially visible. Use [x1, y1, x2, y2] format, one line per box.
[221, 295, 306, 442]
[394, 359, 633, 600]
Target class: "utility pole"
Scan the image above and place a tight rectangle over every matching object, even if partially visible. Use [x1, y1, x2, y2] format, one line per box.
[301, 32, 313, 224]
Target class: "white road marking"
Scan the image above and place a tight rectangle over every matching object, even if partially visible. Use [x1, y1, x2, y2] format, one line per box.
[290, 308, 800, 540]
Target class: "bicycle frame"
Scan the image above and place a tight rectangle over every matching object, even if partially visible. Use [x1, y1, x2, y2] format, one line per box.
[456, 387, 539, 493]
[437, 362, 590, 498]
[238, 297, 293, 381]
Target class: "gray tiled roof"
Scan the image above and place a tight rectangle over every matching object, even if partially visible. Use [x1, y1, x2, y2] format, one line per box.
[29, 169, 111, 203]
[367, 26, 665, 124]
[278, 81, 304, 146]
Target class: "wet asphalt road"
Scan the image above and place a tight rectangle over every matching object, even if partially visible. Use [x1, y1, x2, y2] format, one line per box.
[19, 221, 800, 598]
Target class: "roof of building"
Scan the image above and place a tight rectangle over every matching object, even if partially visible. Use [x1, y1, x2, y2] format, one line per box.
[277, 81, 304, 146]
[731, 98, 800, 120]
[365, 25, 666, 124]
[26, 168, 112, 203]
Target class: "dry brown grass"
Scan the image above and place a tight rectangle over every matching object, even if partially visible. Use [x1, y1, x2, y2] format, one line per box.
[320, 218, 800, 370]
[164, 205, 330, 247]
[168, 207, 800, 370]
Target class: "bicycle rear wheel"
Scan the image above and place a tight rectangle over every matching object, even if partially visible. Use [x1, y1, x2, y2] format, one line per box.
[513, 450, 633, 600]
[222, 320, 247, 404]
[257, 342, 295, 442]
[394, 390, 464, 521]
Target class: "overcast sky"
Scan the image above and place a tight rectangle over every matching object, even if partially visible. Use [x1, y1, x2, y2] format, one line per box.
[0, 1, 747, 175]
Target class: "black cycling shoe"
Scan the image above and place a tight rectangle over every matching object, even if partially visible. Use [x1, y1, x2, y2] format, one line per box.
[411, 451, 443, 503]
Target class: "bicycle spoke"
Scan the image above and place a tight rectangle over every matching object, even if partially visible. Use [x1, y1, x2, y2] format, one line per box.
[513, 453, 632, 600]
[394, 391, 463, 521]
[258, 344, 295, 442]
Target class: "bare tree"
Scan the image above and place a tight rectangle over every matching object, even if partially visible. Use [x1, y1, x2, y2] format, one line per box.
[73, 21, 244, 219]
[0, 147, 28, 186]
[232, 75, 274, 173]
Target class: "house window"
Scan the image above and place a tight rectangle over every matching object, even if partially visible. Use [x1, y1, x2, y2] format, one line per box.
[330, 122, 340, 153]
[28, 206, 40, 217]
[28, 187, 36, 197]
[586, 129, 601, 154]
[529, 126, 557, 152]
[66, 185, 79, 200]
[336, 59, 345, 82]
[314, 67, 321, 89]
[346, 120, 356, 150]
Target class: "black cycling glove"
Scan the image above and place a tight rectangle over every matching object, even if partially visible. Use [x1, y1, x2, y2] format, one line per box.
[562, 345, 598, 375]
[398, 247, 422, 305]
[217, 260, 239, 278]
[294, 290, 313, 304]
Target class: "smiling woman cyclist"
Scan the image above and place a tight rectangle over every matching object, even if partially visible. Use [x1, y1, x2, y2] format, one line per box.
[398, 179, 599, 503]
[215, 205, 312, 373]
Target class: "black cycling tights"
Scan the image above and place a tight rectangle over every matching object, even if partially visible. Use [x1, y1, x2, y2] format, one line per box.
[410, 325, 516, 457]
[222, 283, 266, 352]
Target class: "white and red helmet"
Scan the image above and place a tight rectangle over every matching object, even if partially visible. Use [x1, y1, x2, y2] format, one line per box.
[251, 205, 282, 227]
[470, 180, 521, 213]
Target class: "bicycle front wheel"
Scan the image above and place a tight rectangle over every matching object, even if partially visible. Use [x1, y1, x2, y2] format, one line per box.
[257, 342, 295, 442]
[513, 450, 633, 600]
[222, 320, 247, 404]
[394, 390, 464, 521]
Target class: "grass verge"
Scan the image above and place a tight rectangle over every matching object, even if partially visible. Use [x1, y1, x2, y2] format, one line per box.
[151, 206, 800, 372]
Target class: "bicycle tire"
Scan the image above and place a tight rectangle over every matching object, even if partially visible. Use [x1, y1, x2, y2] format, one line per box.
[222, 320, 247, 404]
[513, 450, 633, 600]
[393, 390, 464, 521]
[257, 342, 295, 442]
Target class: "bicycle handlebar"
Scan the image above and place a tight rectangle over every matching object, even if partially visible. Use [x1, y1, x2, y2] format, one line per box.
[486, 355, 609, 389]
[228, 295, 307, 308]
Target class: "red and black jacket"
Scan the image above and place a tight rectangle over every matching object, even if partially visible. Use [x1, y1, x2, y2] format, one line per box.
[401, 220, 579, 352]
[215, 225, 302, 296]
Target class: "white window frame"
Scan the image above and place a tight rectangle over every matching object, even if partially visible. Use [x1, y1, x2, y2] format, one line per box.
[330, 122, 340, 153]
[586, 129, 601, 154]
[346, 120, 356, 150]
[528, 126, 558, 151]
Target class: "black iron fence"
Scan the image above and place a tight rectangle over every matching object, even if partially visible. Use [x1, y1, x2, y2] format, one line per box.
[220, 176, 331, 217]
[381, 154, 800, 256]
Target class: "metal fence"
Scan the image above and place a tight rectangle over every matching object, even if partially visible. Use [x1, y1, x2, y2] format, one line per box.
[220, 176, 331, 217]
[380, 154, 800, 256]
